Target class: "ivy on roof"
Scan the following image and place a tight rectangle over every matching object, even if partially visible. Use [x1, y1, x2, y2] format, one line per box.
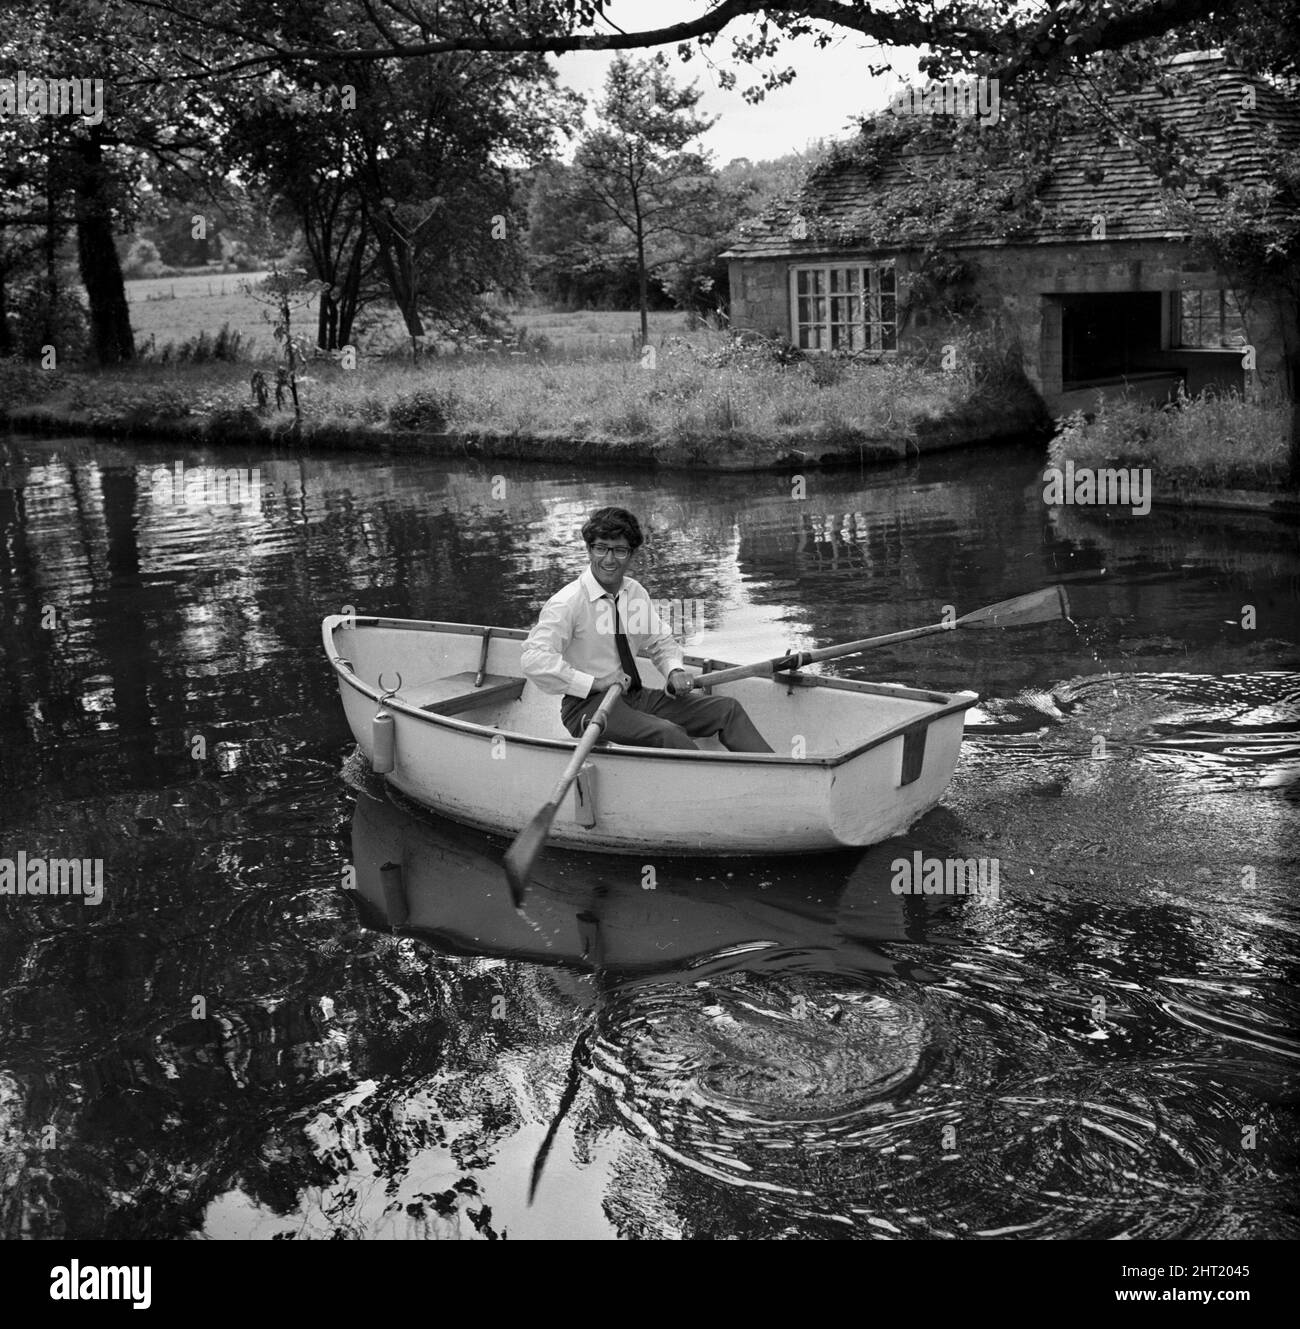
[724, 52, 1299, 256]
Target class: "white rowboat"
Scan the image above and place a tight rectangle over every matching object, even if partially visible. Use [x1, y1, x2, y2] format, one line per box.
[322, 614, 979, 856]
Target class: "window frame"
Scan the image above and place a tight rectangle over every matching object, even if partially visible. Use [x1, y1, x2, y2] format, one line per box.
[1172, 288, 1247, 350]
[789, 260, 898, 354]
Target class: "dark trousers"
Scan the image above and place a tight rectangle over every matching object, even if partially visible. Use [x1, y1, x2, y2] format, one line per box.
[561, 688, 773, 752]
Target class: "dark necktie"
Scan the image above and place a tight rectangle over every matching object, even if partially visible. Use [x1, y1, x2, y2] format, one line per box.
[610, 595, 643, 694]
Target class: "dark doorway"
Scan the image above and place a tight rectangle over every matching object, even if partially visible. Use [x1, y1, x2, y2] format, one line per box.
[1061, 292, 1162, 385]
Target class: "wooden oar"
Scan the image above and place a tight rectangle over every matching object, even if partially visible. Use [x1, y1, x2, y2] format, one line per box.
[503, 683, 624, 906]
[692, 586, 1070, 689]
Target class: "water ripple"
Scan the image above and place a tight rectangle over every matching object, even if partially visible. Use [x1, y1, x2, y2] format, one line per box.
[584, 959, 1299, 1238]
[969, 671, 1300, 790]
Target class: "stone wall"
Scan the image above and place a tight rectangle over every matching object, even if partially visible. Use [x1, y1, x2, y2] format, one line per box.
[728, 241, 1289, 413]
[729, 259, 793, 337]
[969, 238, 1281, 407]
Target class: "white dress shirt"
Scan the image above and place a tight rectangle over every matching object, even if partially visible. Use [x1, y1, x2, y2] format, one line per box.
[521, 568, 685, 698]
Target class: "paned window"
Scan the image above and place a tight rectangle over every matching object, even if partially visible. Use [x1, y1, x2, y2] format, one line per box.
[792, 264, 897, 352]
[1175, 289, 1247, 348]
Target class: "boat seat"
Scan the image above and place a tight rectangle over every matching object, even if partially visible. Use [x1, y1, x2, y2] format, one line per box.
[396, 671, 526, 716]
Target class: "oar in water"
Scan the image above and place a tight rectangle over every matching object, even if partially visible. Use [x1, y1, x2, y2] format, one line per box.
[503, 682, 624, 907]
[691, 585, 1070, 689]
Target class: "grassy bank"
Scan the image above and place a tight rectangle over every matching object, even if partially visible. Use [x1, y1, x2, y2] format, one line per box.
[0, 330, 1046, 469]
[1050, 388, 1291, 492]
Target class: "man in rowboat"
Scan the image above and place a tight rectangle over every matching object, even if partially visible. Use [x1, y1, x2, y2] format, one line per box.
[521, 507, 773, 752]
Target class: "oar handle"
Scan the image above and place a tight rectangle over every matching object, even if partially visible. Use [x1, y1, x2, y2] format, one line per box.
[694, 624, 942, 688]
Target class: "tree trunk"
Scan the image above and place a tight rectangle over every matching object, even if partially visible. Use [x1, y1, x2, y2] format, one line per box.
[317, 288, 339, 350]
[1289, 406, 1299, 489]
[43, 129, 60, 349]
[635, 217, 648, 349]
[1283, 315, 1300, 489]
[304, 202, 368, 352]
[377, 232, 424, 356]
[0, 264, 10, 357]
[73, 133, 133, 365]
[336, 238, 365, 348]
[1288, 378, 1299, 492]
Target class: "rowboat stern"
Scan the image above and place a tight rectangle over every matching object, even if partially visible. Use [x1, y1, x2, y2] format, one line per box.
[826, 688, 979, 846]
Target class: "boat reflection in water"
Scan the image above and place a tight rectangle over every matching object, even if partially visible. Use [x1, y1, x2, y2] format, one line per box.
[343, 779, 954, 985]
[344, 781, 971, 1217]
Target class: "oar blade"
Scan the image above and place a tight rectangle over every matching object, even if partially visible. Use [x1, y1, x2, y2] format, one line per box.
[503, 684, 623, 909]
[958, 585, 1070, 630]
[503, 801, 558, 907]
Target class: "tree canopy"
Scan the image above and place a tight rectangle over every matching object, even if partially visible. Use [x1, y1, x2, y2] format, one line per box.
[4, 0, 1299, 374]
[119, 0, 1300, 94]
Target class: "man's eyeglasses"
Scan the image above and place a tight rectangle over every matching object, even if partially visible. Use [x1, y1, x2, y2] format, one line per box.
[590, 543, 632, 561]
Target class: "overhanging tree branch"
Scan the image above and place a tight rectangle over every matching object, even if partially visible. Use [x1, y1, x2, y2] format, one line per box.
[122, 0, 1228, 89]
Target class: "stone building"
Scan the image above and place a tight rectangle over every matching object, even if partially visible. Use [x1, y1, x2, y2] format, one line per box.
[722, 53, 1298, 415]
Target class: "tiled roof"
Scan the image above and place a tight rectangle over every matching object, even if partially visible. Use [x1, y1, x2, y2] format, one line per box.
[722, 53, 1300, 257]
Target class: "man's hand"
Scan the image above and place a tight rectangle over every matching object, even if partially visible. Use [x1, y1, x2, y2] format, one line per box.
[665, 669, 693, 698]
[592, 670, 628, 693]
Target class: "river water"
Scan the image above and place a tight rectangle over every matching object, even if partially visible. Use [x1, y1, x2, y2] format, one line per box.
[1, 433, 1296, 1240]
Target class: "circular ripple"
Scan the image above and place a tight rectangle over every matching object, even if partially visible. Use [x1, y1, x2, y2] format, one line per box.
[585, 961, 1298, 1237]
[588, 971, 934, 1202]
[600, 973, 926, 1124]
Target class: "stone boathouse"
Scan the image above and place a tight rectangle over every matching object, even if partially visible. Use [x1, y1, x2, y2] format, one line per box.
[723, 52, 1298, 416]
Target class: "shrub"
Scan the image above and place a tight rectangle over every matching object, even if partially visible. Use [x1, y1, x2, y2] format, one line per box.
[686, 329, 804, 371]
[9, 284, 90, 362]
[388, 388, 453, 431]
[0, 356, 64, 411]
[808, 355, 844, 388]
[63, 383, 194, 427]
[204, 403, 263, 437]
[220, 238, 262, 272]
[142, 322, 248, 365]
[347, 394, 387, 425]
[615, 401, 653, 436]
[1048, 385, 1288, 487]
[209, 324, 248, 362]
[705, 392, 740, 432]
[122, 238, 165, 280]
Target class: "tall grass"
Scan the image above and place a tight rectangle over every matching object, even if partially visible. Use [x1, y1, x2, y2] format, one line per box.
[136, 322, 250, 364]
[11, 330, 1000, 448]
[1050, 385, 1289, 488]
[322, 332, 970, 445]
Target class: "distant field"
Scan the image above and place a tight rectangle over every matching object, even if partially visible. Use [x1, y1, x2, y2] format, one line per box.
[126, 271, 276, 355]
[123, 271, 692, 359]
[505, 309, 692, 352]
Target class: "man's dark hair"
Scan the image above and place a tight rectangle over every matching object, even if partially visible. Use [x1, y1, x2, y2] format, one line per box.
[582, 507, 643, 551]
